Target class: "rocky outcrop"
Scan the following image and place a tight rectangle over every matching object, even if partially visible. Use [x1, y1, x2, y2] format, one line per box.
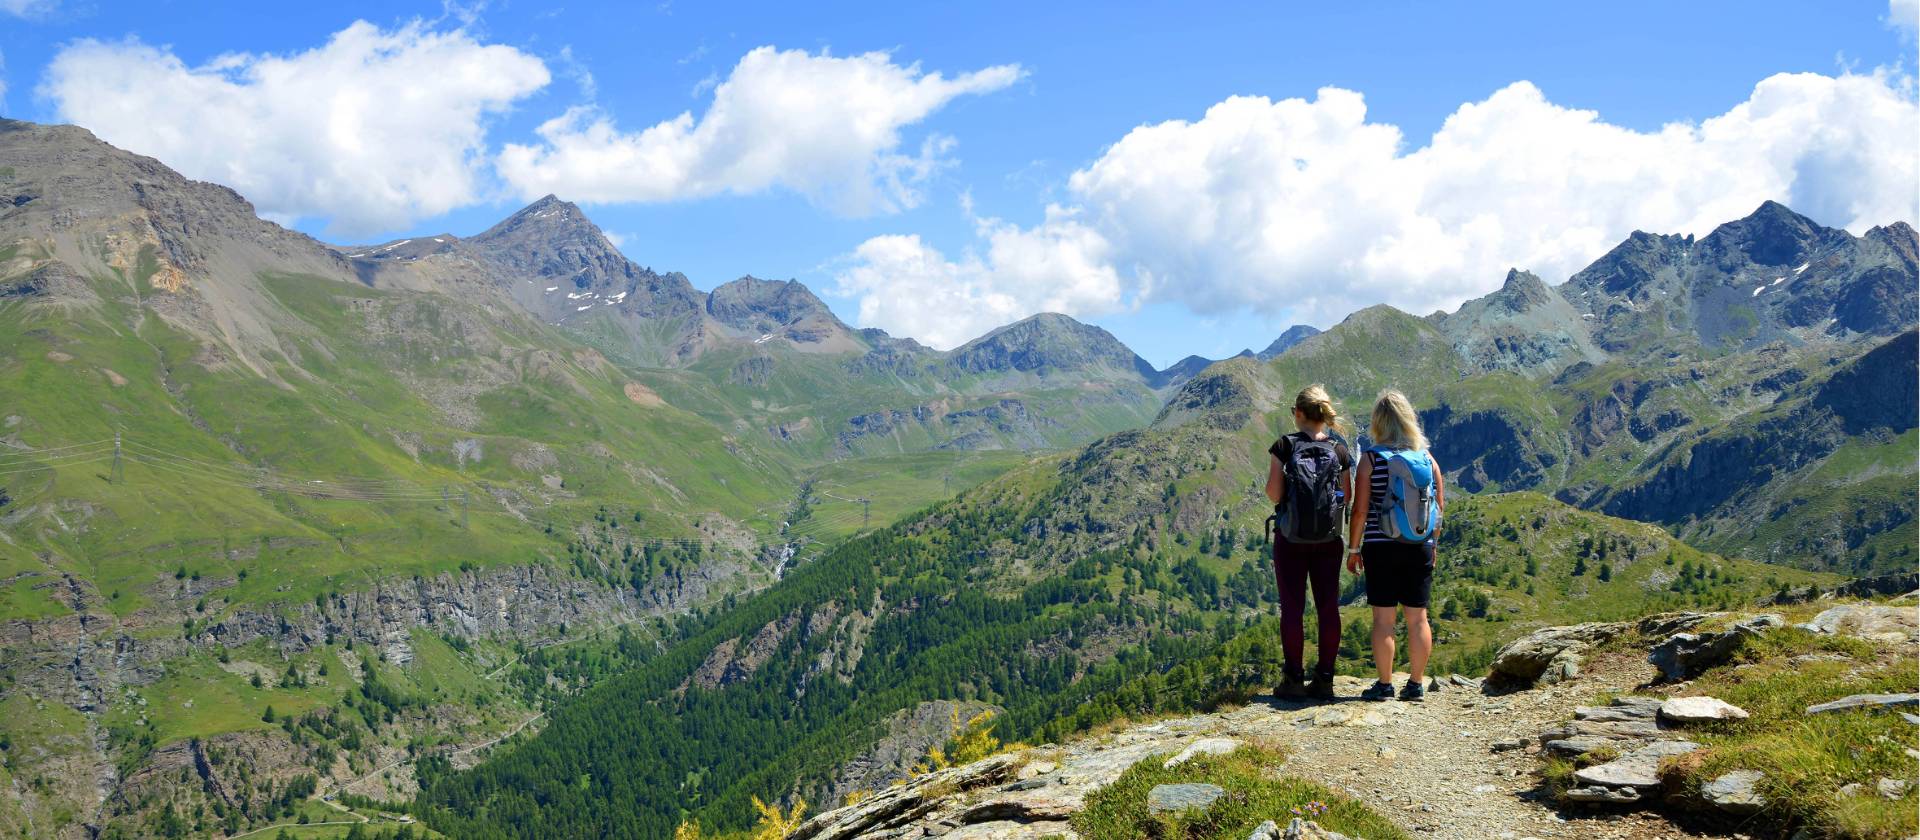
[1438, 268, 1605, 377]
[1799, 603, 1918, 643]
[1814, 329, 1919, 435]
[1487, 622, 1630, 688]
[1646, 614, 1782, 682]
[1421, 403, 1559, 493]
[812, 700, 1002, 807]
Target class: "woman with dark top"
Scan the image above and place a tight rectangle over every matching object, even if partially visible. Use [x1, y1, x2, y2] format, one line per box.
[1346, 389, 1445, 702]
[1264, 385, 1352, 699]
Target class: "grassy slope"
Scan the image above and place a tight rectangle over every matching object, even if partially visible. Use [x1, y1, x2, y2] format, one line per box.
[0, 264, 795, 622]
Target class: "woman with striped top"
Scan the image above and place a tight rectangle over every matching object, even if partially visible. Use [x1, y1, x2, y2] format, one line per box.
[1345, 390, 1445, 702]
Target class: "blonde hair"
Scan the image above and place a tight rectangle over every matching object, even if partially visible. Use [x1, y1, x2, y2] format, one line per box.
[1368, 389, 1428, 450]
[1292, 384, 1345, 434]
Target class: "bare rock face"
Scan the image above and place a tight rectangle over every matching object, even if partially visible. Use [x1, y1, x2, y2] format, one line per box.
[812, 699, 1002, 807]
[1799, 604, 1918, 643]
[1648, 614, 1783, 682]
[1486, 622, 1629, 688]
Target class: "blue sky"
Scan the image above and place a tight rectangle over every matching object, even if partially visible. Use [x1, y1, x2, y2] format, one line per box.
[4, 1, 1916, 365]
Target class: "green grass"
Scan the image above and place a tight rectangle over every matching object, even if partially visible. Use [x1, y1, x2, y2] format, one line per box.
[0, 572, 69, 619]
[108, 643, 348, 745]
[788, 450, 1032, 541]
[1069, 745, 1409, 840]
[1659, 626, 1916, 840]
[1545, 617, 1917, 840]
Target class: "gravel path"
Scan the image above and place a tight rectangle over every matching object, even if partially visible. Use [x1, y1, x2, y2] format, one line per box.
[1249, 653, 1702, 839]
[797, 650, 1718, 840]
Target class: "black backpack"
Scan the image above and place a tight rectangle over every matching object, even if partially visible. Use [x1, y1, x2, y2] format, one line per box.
[1274, 435, 1345, 543]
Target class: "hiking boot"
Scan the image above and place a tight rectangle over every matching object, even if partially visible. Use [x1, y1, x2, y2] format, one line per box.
[1306, 673, 1336, 700]
[1276, 673, 1307, 698]
[1398, 681, 1427, 702]
[1360, 681, 1395, 702]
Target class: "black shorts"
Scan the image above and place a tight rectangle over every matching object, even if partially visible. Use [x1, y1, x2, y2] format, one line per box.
[1362, 541, 1435, 608]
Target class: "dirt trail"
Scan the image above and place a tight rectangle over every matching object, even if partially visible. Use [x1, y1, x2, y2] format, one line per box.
[798, 650, 1709, 840]
[1253, 652, 1698, 839]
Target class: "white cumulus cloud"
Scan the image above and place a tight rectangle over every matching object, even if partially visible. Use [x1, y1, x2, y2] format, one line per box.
[835, 70, 1920, 341]
[832, 207, 1121, 349]
[497, 46, 1022, 215]
[1892, 0, 1919, 38]
[42, 21, 550, 236]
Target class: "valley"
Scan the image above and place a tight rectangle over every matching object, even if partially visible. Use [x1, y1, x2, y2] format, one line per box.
[0, 117, 1912, 839]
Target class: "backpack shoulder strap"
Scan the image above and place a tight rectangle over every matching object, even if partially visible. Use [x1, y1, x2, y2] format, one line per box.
[1270, 434, 1292, 461]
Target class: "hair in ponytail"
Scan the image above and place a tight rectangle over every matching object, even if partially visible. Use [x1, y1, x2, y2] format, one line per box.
[1293, 384, 1345, 434]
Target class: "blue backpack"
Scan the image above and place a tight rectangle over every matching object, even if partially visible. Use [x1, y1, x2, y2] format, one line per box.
[1369, 446, 1440, 543]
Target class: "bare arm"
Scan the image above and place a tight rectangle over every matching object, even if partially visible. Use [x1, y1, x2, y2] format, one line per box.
[1265, 453, 1284, 505]
[1346, 452, 1372, 573]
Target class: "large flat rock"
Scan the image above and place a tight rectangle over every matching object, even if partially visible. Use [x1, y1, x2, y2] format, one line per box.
[1800, 604, 1918, 642]
[1659, 696, 1749, 724]
[1146, 782, 1225, 814]
[1572, 740, 1701, 789]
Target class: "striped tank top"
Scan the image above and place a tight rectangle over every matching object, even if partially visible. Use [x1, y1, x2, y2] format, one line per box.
[1363, 448, 1433, 545]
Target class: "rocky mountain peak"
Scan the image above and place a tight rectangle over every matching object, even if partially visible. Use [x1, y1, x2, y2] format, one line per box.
[704, 276, 858, 348]
[1150, 357, 1276, 430]
[470, 195, 601, 255]
[947, 312, 1160, 381]
[1257, 324, 1322, 360]
[1439, 267, 1604, 377]
[1696, 200, 1844, 269]
[462, 195, 703, 325]
[1866, 221, 1918, 266]
[706, 276, 834, 329]
[1490, 268, 1555, 312]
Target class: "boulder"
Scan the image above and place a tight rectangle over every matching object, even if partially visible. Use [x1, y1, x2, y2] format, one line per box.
[1164, 737, 1240, 768]
[1805, 693, 1919, 715]
[1659, 696, 1749, 724]
[1700, 770, 1765, 814]
[1572, 741, 1701, 789]
[1800, 604, 1918, 642]
[1648, 614, 1783, 681]
[1487, 622, 1629, 687]
[1146, 783, 1225, 814]
[1565, 785, 1643, 804]
[1248, 820, 1281, 840]
[1875, 777, 1910, 799]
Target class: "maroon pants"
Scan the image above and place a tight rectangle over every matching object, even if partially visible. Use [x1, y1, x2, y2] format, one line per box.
[1273, 536, 1344, 678]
